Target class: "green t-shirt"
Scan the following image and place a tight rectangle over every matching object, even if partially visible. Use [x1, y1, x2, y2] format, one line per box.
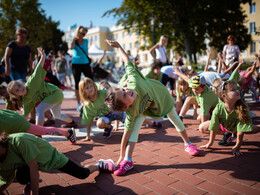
[121, 61, 175, 131]
[55, 58, 67, 73]
[81, 90, 110, 125]
[0, 133, 68, 186]
[141, 68, 162, 81]
[188, 78, 218, 116]
[228, 70, 241, 91]
[0, 109, 30, 134]
[23, 65, 64, 116]
[209, 101, 252, 133]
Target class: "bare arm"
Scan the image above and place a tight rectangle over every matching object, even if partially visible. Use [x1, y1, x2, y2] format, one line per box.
[199, 130, 217, 149]
[68, 37, 77, 50]
[232, 132, 244, 156]
[217, 53, 222, 73]
[233, 60, 244, 73]
[204, 49, 211, 72]
[37, 48, 46, 68]
[105, 40, 129, 64]
[4, 47, 12, 76]
[223, 61, 239, 75]
[113, 120, 119, 131]
[98, 50, 106, 64]
[245, 62, 256, 78]
[28, 158, 39, 195]
[149, 44, 159, 61]
[173, 66, 190, 82]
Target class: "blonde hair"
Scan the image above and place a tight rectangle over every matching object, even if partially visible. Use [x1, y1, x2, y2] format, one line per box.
[176, 77, 190, 97]
[7, 80, 25, 98]
[212, 78, 222, 89]
[217, 81, 250, 124]
[159, 35, 168, 46]
[78, 77, 98, 105]
[75, 25, 88, 38]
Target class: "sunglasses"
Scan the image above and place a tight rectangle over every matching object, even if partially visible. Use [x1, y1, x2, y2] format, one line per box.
[80, 32, 86, 36]
[228, 39, 233, 41]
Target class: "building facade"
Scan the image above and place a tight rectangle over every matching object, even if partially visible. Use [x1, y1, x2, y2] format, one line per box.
[241, 0, 260, 61]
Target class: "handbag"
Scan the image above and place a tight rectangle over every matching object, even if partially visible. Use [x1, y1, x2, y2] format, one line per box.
[75, 41, 92, 65]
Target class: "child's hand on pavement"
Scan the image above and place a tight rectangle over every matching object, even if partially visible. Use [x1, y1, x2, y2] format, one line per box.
[232, 146, 243, 156]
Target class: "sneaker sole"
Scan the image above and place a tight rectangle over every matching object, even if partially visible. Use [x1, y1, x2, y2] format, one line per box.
[70, 128, 77, 144]
[99, 159, 115, 172]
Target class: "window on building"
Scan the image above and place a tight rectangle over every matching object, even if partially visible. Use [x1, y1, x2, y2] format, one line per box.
[122, 32, 125, 38]
[95, 35, 97, 41]
[122, 44, 125, 49]
[116, 33, 118, 39]
[136, 41, 140, 49]
[250, 41, 256, 54]
[129, 30, 132, 36]
[129, 43, 132, 50]
[250, 2, 256, 14]
[249, 22, 256, 34]
[136, 29, 140, 36]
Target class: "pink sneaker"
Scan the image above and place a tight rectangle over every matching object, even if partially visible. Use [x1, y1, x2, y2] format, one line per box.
[98, 159, 115, 172]
[114, 160, 133, 176]
[185, 144, 199, 156]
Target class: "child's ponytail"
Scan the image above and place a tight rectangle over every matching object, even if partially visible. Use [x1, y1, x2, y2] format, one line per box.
[235, 99, 251, 124]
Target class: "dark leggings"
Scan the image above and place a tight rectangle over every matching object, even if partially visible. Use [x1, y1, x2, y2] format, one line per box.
[72, 63, 93, 90]
[16, 160, 90, 184]
[160, 73, 175, 90]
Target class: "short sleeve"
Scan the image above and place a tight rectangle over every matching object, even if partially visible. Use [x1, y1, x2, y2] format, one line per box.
[222, 45, 227, 54]
[228, 70, 239, 83]
[16, 138, 41, 164]
[199, 97, 211, 116]
[81, 106, 94, 125]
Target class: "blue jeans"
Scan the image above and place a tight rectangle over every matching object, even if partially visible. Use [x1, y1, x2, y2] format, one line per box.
[10, 70, 27, 83]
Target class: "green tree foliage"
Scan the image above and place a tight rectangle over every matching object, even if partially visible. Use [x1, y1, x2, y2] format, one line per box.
[103, 0, 251, 63]
[0, 0, 67, 57]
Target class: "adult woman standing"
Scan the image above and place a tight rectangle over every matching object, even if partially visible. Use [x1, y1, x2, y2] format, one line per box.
[68, 26, 93, 111]
[222, 35, 240, 66]
[149, 35, 168, 66]
[4, 28, 33, 83]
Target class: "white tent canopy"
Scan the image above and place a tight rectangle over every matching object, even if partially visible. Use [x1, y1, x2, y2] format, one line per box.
[88, 44, 115, 57]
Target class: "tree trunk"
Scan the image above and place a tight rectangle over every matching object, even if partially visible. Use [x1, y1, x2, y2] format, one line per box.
[183, 35, 193, 63]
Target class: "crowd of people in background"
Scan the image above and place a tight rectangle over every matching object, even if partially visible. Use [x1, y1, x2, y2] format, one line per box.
[0, 26, 260, 194]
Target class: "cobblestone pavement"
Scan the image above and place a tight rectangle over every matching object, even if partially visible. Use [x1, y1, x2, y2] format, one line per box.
[2, 91, 260, 195]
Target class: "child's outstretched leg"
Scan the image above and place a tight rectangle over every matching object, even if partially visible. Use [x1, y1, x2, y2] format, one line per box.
[27, 124, 77, 144]
[167, 107, 199, 156]
[114, 114, 145, 176]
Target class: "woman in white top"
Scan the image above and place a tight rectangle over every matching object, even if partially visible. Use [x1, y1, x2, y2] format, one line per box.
[222, 35, 240, 65]
[149, 35, 168, 66]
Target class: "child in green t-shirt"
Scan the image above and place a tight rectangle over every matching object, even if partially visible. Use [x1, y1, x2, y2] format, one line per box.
[79, 77, 126, 140]
[104, 40, 199, 176]
[175, 77, 198, 118]
[199, 80, 260, 156]
[141, 60, 163, 81]
[0, 109, 76, 144]
[0, 133, 114, 194]
[174, 68, 219, 124]
[6, 48, 77, 128]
